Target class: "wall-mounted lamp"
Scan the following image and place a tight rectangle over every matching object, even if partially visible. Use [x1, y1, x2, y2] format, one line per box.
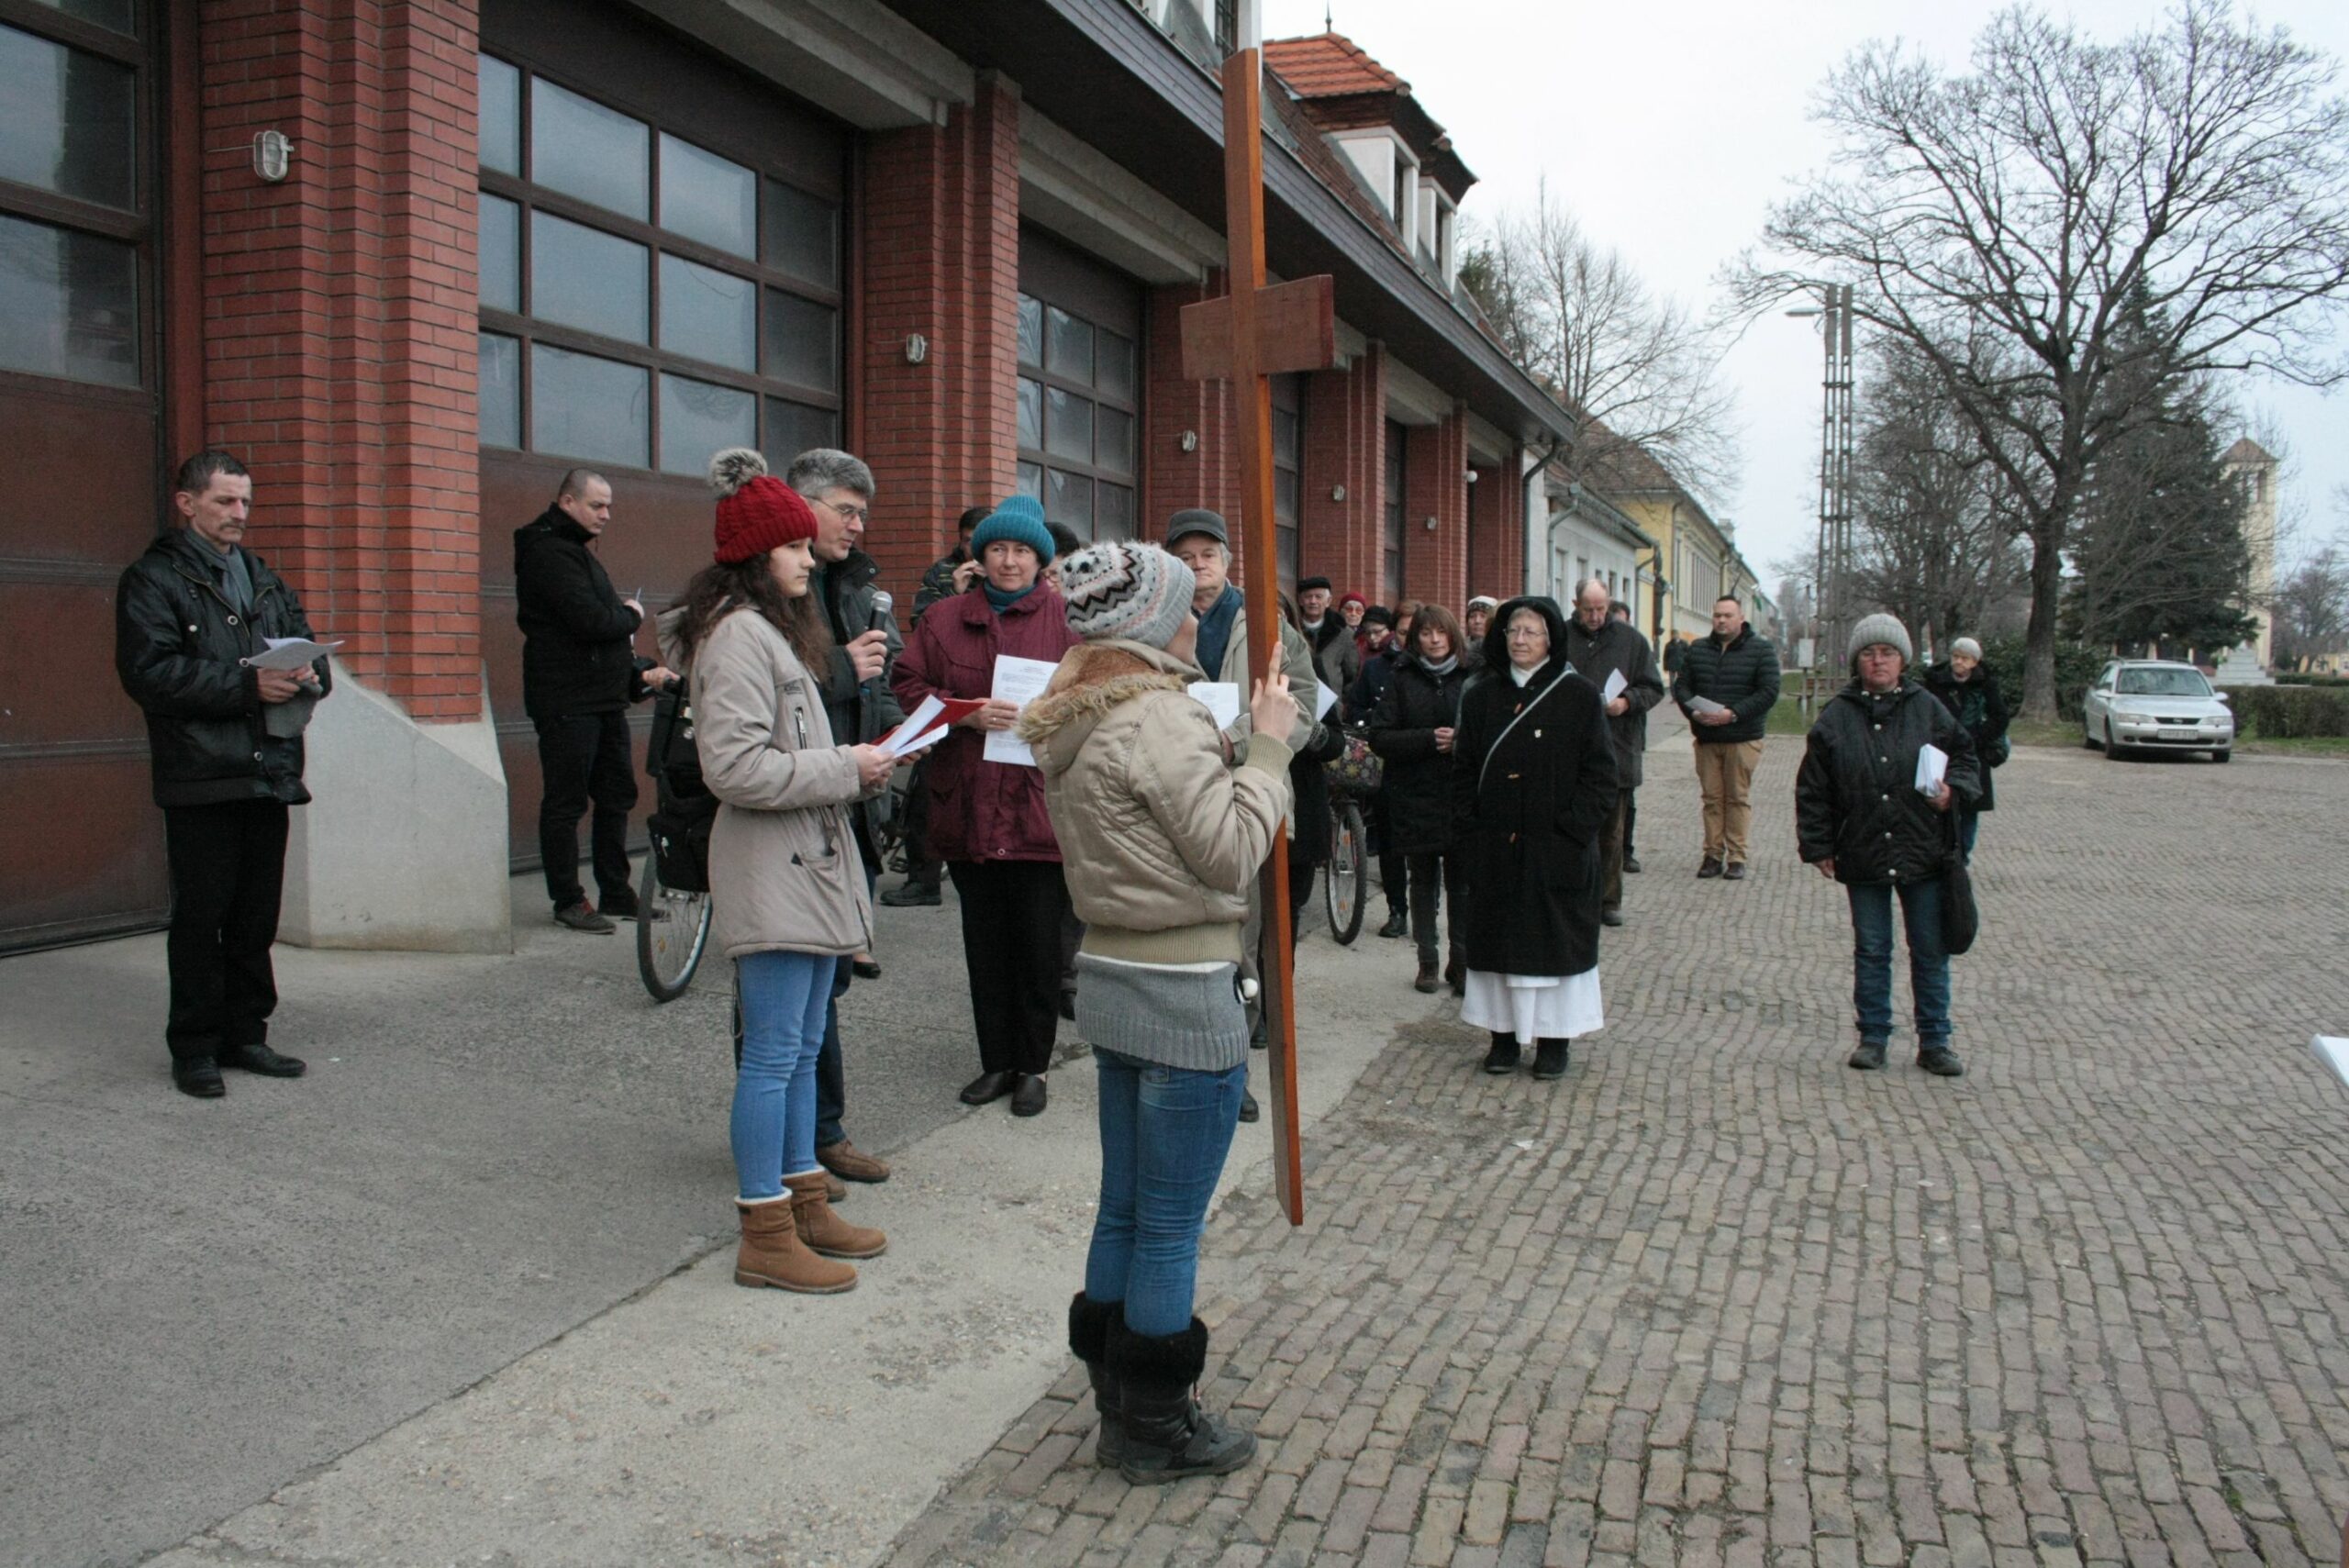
[1330, 484, 1346, 502]
[1464, 469, 1479, 484]
[1422, 516, 1438, 532]
[904, 333, 928, 364]
[252, 130, 294, 183]
[1179, 430, 1199, 453]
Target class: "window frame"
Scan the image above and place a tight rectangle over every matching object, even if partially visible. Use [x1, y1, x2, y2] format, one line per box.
[1015, 229, 1144, 546]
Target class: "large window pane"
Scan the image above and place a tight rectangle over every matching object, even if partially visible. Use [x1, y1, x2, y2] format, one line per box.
[1016, 461, 1043, 501]
[530, 77, 647, 220]
[529, 210, 647, 343]
[1046, 306, 1093, 384]
[1044, 469, 1094, 530]
[1044, 386, 1092, 463]
[764, 396, 839, 462]
[660, 373, 755, 476]
[1097, 482, 1134, 542]
[1272, 407, 1298, 466]
[1016, 295, 1043, 370]
[661, 133, 755, 259]
[659, 253, 754, 371]
[0, 214, 137, 386]
[478, 331, 520, 449]
[1097, 329, 1134, 403]
[477, 192, 519, 313]
[1096, 406, 1134, 476]
[30, 0, 139, 33]
[761, 179, 838, 289]
[531, 342, 648, 468]
[1016, 376, 1042, 451]
[478, 54, 519, 175]
[762, 288, 836, 392]
[0, 25, 137, 210]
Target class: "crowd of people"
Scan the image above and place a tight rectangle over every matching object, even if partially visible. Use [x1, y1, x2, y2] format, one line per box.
[115, 440, 2011, 1485]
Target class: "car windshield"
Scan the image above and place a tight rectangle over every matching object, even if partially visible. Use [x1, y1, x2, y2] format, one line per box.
[2116, 668, 2211, 697]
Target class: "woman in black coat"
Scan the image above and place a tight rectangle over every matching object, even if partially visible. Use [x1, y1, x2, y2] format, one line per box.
[1921, 637, 2009, 862]
[1369, 604, 1475, 995]
[1450, 597, 1618, 1081]
[1279, 593, 1345, 943]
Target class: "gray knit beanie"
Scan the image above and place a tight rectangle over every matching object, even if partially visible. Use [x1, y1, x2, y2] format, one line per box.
[1951, 636, 1983, 661]
[1846, 612, 1914, 669]
[1058, 540, 1194, 650]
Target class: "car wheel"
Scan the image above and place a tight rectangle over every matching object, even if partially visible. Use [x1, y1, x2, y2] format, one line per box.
[2103, 720, 2126, 761]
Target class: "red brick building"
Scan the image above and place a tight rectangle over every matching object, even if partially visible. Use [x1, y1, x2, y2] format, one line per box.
[1, 0, 1568, 951]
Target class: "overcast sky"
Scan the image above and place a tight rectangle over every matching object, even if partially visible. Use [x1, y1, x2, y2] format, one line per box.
[1261, 0, 2349, 590]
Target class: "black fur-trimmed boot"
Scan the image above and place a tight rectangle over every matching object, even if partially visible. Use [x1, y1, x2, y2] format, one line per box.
[1068, 1292, 1125, 1468]
[1106, 1316, 1257, 1485]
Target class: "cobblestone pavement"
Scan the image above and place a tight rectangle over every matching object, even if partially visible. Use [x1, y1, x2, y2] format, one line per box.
[880, 739, 2349, 1568]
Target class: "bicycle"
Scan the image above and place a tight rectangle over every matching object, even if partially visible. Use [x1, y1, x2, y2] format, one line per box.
[1319, 727, 1380, 946]
[636, 678, 716, 1003]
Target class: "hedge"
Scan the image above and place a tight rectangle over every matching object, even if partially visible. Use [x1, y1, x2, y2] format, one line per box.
[2229, 684, 2349, 739]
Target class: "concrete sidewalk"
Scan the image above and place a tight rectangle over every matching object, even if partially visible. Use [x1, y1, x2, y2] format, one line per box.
[3, 863, 1435, 1567]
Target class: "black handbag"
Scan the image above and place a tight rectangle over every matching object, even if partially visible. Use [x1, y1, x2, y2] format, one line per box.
[1940, 811, 1978, 955]
[646, 679, 717, 893]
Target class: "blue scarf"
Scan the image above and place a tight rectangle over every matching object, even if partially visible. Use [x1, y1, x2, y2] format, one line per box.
[981, 580, 1036, 612]
[1195, 584, 1242, 678]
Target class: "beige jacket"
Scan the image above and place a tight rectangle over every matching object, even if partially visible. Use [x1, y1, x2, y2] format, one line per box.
[1020, 639, 1293, 965]
[683, 606, 873, 961]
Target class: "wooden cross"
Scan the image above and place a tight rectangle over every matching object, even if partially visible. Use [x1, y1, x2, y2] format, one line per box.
[1179, 48, 1341, 1227]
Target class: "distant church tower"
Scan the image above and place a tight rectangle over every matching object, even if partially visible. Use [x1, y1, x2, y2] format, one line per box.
[2221, 438, 2277, 670]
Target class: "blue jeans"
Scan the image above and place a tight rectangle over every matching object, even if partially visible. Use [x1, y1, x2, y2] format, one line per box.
[1846, 878, 1951, 1049]
[732, 950, 835, 1201]
[813, 866, 877, 1148]
[1957, 808, 1980, 864]
[1085, 1047, 1247, 1338]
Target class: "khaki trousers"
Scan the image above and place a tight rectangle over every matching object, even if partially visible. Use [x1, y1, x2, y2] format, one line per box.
[1692, 739, 1765, 866]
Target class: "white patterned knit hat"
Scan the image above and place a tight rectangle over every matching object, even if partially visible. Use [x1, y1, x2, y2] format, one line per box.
[1057, 541, 1194, 651]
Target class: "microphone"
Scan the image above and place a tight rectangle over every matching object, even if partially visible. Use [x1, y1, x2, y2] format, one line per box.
[868, 589, 894, 635]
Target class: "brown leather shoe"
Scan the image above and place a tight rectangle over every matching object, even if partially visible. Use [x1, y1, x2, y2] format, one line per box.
[785, 1171, 887, 1260]
[817, 1139, 891, 1184]
[1414, 956, 1440, 994]
[735, 1196, 856, 1294]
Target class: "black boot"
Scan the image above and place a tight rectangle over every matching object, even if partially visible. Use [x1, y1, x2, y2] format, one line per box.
[1377, 908, 1409, 940]
[1532, 1039, 1569, 1080]
[1069, 1293, 1125, 1468]
[1481, 1031, 1520, 1074]
[1106, 1317, 1256, 1485]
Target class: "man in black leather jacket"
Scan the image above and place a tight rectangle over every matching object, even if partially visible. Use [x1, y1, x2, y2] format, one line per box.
[116, 451, 330, 1097]
[1796, 613, 1980, 1079]
[513, 468, 669, 933]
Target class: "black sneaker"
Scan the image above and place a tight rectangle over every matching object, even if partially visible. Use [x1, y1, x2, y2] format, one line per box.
[1917, 1046, 1965, 1077]
[554, 901, 615, 933]
[1848, 1040, 1887, 1071]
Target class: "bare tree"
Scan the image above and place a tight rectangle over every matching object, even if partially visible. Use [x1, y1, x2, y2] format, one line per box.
[2270, 486, 2349, 666]
[1462, 183, 1742, 501]
[1736, 2, 2349, 717]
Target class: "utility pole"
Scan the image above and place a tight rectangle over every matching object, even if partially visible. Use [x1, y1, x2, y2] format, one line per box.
[1791, 284, 1857, 674]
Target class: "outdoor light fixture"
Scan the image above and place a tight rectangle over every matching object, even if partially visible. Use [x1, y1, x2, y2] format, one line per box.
[251, 130, 293, 183]
[1179, 429, 1199, 452]
[1330, 484, 1346, 502]
[1423, 516, 1438, 531]
[904, 333, 928, 363]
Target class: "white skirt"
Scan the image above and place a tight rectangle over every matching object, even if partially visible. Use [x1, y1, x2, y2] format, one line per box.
[1459, 967, 1604, 1042]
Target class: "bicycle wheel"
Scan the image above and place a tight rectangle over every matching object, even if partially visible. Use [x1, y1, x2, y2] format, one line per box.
[635, 852, 713, 1003]
[1323, 799, 1367, 945]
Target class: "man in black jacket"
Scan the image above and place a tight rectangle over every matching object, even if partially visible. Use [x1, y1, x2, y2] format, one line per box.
[514, 468, 669, 932]
[1297, 575, 1362, 697]
[1671, 596, 1781, 880]
[1796, 614, 1979, 1077]
[117, 451, 329, 1097]
[1564, 580, 1664, 927]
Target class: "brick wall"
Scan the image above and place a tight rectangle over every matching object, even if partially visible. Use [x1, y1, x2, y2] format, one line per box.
[1402, 413, 1467, 613]
[859, 76, 1021, 599]
[1299, 350, 1387, 602]
[1466, 454, 1524, 601]
[200, 0, 484, 723]
[1141, 275, 1240, 562]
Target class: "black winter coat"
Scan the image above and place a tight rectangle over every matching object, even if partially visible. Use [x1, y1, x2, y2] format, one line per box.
[1923, 663, 2009, 812]
[1563, 617, 1664, 788]
[1368, 655, 1473, 854]
[513, 506, 642, 722]
[814, 550, 908, 866]
[1287, 717, 1345, 868]
[1343, 643, 1402, 724]
[116, 529, 332, 807]
[1673, 626, 1781, 743]
[1450, 597, 1619, 978]
[1795, 680, 1982, 885]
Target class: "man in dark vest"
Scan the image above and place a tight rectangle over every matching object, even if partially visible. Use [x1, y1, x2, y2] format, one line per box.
[116, 450, 330, 1097]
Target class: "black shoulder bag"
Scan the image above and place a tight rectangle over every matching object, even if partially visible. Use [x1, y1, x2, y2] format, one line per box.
[1939, 799, 1978, 955]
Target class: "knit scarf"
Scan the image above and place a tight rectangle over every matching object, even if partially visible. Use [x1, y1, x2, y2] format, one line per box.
[1419, 652, 1460, 677]
[1195, 584, 1243, 678]
[982, 580, 1037, 612]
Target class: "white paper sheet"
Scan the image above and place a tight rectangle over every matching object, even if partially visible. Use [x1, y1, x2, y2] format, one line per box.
[1313, 679, 1340, 721]
[1686, 694, 1729, 717]
[882, 695, 943, 757]
[2313, 1035, 2349, 1088]
[1916, 743, 1949, 795]
[983, 655, 1058, 767]
[1600, 668, 1628, 705]
[1187, 682, 1241, 731]
[244, 637, 341, 671]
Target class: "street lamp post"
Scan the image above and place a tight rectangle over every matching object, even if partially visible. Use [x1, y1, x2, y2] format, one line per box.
[1787, 284, 1856, 676]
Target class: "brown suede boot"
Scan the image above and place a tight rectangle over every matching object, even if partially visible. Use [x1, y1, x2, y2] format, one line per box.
[785, 1170, 887, 1260]
[735, 1196, 856, 1294]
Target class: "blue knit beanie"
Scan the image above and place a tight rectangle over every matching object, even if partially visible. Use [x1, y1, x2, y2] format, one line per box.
[971, 495, 1055, 562]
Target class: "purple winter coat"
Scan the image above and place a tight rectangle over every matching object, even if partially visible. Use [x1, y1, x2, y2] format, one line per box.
[892, 585, 1081, 863]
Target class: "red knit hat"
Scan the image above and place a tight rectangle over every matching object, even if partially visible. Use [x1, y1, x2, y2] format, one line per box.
[708, 448, 817, 564]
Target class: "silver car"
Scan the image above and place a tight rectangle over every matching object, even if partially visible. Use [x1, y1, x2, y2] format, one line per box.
[2081, 660, 2234, 762]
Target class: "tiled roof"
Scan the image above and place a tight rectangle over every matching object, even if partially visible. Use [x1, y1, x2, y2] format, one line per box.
[1263, 31, 1406, 98]
[2221, 436, 2274, 465]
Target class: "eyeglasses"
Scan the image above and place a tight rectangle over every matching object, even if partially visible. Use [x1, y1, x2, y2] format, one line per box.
[814, 496, 869, 524]
[1504, 626, 1548, 640]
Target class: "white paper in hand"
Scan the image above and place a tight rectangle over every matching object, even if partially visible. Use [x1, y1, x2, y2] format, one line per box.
[246, 637, 341, 671]
[1916, 743, 1949, 795]
[1600, 668, 1628, 705]
[1187, 682, 1241, 730]
[1313, 680, 1340, 721]
[1686, 694, 1729, 717]
[983, 654, 1058, 767]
